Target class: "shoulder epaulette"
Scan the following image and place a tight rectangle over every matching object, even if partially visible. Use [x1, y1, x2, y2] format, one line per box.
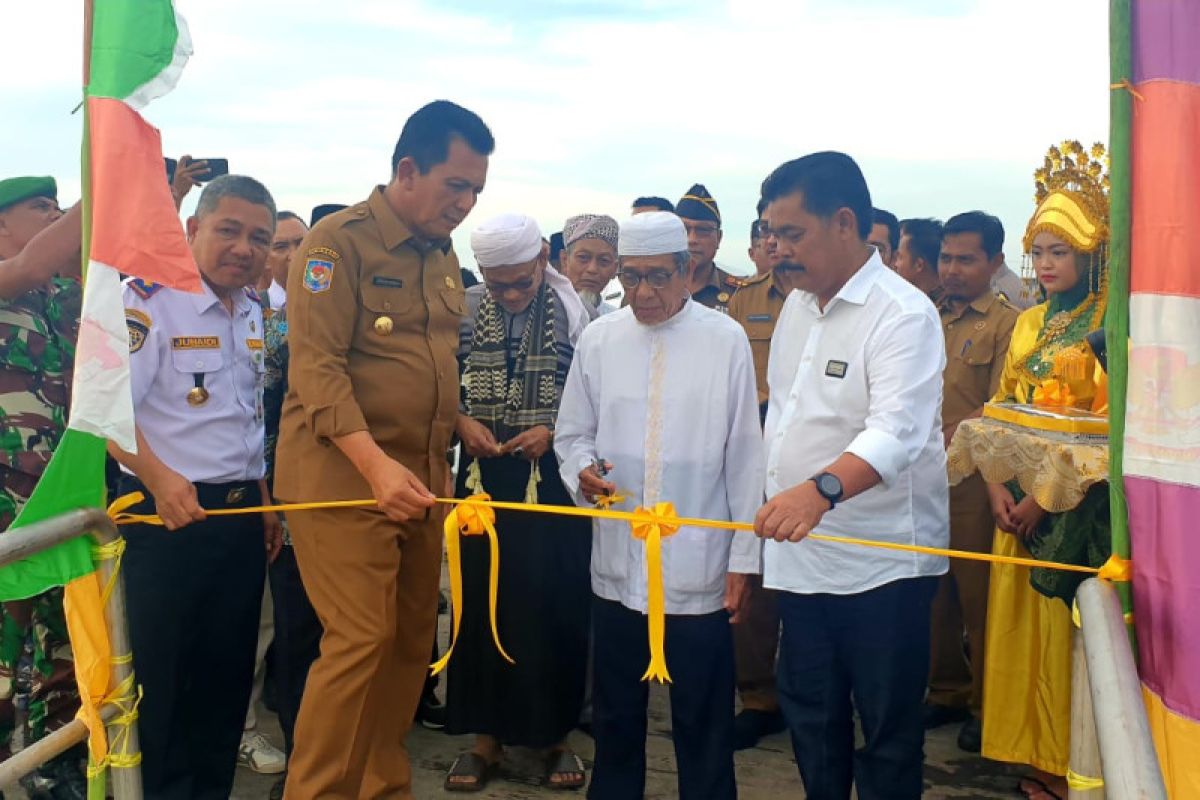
[723, 273, 750, 288]
[128, 279, 163, 300]
[995, 292, 1020, 310]
[743, 272, 771, 286]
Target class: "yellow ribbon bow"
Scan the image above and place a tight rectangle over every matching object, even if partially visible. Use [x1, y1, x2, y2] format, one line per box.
[430, 494, 514, 676]
[1033, 378, 1077, 408]
[1097, 553, 1133, 583]
[630, 502, 681, 683]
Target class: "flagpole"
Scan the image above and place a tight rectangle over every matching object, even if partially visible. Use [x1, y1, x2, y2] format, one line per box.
[81, 0, 94, 284]
[1106, 0, 1134, 640]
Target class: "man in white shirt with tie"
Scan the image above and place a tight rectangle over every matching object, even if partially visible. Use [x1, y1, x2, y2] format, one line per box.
[555, 211, 764, 800]
[754, 152, 949, 800]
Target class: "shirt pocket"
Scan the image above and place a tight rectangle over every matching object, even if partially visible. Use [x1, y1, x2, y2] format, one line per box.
[359, 267, 417, 343]
[171, 348, 226, 409]
[664, 529, 726, 595]
[950, 326, 1000, 396]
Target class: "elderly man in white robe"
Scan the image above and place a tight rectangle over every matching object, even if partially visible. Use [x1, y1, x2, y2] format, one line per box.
[444, 213, 594, 792]
[555, 211, 764, 800]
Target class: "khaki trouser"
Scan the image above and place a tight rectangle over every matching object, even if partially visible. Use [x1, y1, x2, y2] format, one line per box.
[927, 473, 993, 715]
[284, 506, 442, 800]
[733, 575, 781, 712]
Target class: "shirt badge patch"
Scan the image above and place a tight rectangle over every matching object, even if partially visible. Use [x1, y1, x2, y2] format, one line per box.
[171, 336, 221, 350]
[825, 360, 849, 379]
[304, 259, 334, 293]
[747, 314, 772, 322]
[125, 308, 152, 354]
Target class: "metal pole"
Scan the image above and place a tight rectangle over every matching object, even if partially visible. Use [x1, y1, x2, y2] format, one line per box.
[1077, 579, 1166, 799]
[0, 510, 143, 796]
[0, 707, 117, 787]
[92, 519, 143, 799]
[0, 509, 110, 569]
[1069, 629, 1106, 799]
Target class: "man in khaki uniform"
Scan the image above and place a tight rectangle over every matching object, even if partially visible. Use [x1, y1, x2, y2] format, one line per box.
[275, 100, 494, 799]
[923, 212, 1018, 753]
[725, 234, 788, 749]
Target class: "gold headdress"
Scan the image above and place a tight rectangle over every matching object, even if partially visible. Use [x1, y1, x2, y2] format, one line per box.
[1018, 140, 1111, 392]
[1023, 140, 1110, 253]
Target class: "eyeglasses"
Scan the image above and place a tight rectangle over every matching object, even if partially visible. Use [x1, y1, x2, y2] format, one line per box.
[617, 269, 677, 290]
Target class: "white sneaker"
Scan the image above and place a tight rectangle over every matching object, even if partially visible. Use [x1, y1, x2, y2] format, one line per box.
[239, 730, 287, 774]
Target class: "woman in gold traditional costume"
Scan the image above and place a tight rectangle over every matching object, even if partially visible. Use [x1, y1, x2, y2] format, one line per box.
[979, 141, 1112, 800]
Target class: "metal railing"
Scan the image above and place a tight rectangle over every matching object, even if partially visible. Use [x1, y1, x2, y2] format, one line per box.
[0, 509, 142, 797]
[1069, 577, 1167, 799]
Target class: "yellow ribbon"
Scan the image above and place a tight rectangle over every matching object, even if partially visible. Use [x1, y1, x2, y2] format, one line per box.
[429, 494, 513, 676]
[1033, 378, 1078, 408]
[1066, 768, 1105, 791]
[594, 492, 628, 510]
[1110, 78, 1146, 102]
[109, 493, 1133, 679]
[1097, 552, 1132, 582]
[629, 503, 681, 683]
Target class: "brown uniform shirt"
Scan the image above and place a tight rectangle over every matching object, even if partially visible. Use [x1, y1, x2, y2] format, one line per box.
[727, 271, 788, 408]
[940, 291, 1019, 428]
[274, 187, 465, 502]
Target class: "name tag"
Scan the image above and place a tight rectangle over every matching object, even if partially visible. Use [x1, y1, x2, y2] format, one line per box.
[372, 276, 405, 288]
[172, 336, 220, 350]
[246, 338, 264, 350]
[825, 360, 848, 379]
[747, 314, 772, 322]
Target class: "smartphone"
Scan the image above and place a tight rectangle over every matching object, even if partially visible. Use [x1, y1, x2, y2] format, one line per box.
[193, 158, 229, 181]
[163, 157, 230, 183]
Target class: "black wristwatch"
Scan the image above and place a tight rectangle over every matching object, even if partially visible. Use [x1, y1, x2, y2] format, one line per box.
[811, 472, 844, 509]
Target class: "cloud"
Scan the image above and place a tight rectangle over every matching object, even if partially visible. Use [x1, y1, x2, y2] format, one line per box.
[1, 0, 1107, 271]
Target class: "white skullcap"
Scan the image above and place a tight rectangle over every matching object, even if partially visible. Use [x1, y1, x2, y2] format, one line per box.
[470, 213, 544, 269]
[617, 211, 687, 257]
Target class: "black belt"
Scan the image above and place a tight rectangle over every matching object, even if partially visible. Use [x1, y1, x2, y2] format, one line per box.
[118, 476, 261, 511]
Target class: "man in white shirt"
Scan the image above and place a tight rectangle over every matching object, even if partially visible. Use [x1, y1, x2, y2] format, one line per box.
[555, 211, 764, 800]
[754, 152, 949, 800]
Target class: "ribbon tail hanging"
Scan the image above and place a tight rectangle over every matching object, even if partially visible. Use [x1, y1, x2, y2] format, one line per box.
[429, 507, 466, 676]
[639, 525, 671, 683]
[483, 512, 515, 664]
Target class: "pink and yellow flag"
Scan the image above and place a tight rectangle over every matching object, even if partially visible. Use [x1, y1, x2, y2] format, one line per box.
[1121, 1, 1200, 795]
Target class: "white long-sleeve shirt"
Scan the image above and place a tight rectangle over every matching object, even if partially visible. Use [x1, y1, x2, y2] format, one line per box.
[763, 252, 949, 595]
[555, 301, 765, 615]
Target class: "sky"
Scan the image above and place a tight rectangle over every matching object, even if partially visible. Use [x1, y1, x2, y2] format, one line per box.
[1, 0, 1109, 276]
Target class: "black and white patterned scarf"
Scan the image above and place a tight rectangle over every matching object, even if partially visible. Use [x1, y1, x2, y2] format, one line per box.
[462, 282, 561, 443]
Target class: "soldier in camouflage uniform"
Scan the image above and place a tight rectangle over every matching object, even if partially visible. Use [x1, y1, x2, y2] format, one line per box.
[0, 176, 86, 799]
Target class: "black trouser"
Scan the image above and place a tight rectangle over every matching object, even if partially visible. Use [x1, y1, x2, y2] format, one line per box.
[588, 596, 736, 800]
[776, 576, 938, 800]
[121, 478, 266, 800]
[267, 543, 322, 758]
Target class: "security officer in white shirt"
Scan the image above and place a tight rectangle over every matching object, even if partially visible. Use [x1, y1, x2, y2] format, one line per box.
[754, 152, 948, 800]
[110, 175, 282, 800]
